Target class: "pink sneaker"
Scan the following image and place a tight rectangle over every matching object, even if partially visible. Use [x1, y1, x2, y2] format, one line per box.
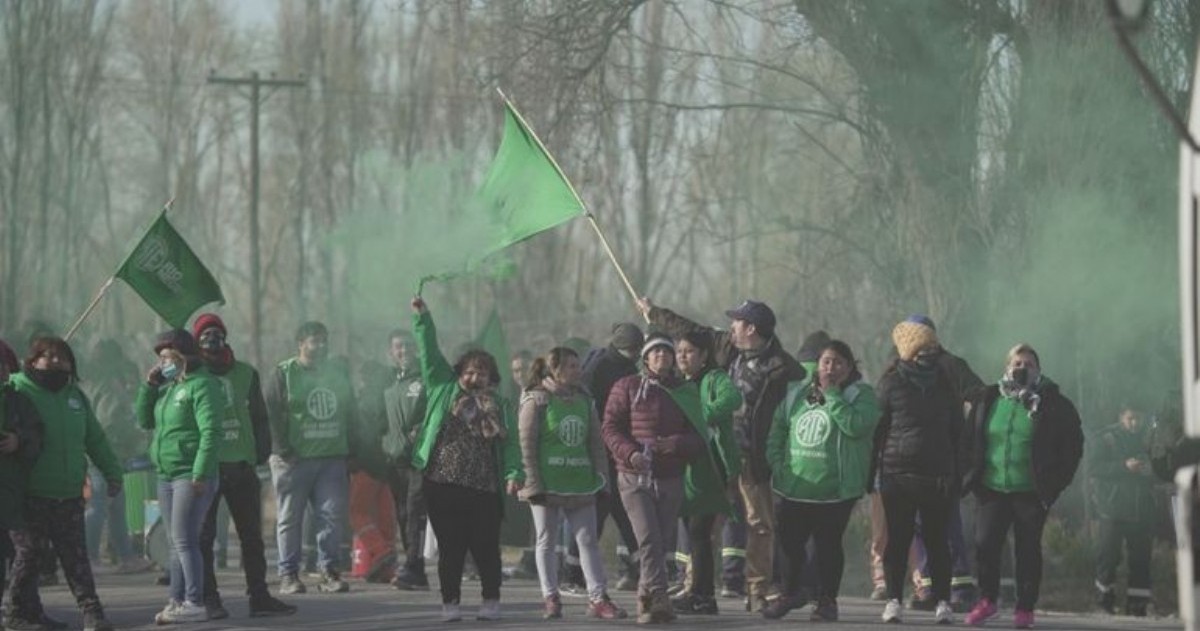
[965, 598, 998, 626]
[1013, 609, 1035, 629]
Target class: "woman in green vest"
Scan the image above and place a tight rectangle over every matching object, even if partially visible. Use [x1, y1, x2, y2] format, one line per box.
[136, 330, 222, 625]
[408, 297, 522, 623]
[518, 346, 627, 621]
[762, 340, 879, 621]
[669, 330, 742, 615]
[7, 336, 121, 631]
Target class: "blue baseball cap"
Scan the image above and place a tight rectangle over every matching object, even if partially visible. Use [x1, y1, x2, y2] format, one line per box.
[725, 300, 776, 335]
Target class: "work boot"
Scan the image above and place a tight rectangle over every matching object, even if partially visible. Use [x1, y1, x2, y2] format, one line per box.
[317, 569, 349, 593]
[279, 573, 307, 595]
[636, 593, 654, 625]
[649, 590, 676, 623]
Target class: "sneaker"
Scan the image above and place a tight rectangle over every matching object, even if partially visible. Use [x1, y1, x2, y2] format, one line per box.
[615, 574, 638, 592]
[672, 592, 718, 615]
[1013, 609, 1035, 629]
[882, 598, 903, 623]
[543, 595, 562, 619]
[560, 581, 587, 597]
[587, 595, 628, 619]
[965, 598, 998, 626]
[279, 573, 307, 595]
[153, 601, 180, 626]
[477, 599, 501, 621]
[810, 597, 838, 622]
[761, 594, 803, 620]
[720, 585, 745, 599]
[157, 601, 208, 624]
[82, 611, 114, 631]
[934, 600, 954, 625]
[7, 616, 57, 631]
[116, 557, 154, 574]
[317, 570, 349, 593]
[442, 603, 462, 623]
[871, 584, 889, 601]
[392, 569, 431, 591]
[249, 593, 298, 617]
[205, 596, 230, 620]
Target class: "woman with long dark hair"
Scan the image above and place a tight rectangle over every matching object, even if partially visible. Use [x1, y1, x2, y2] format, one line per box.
[518, 346, 626, 620]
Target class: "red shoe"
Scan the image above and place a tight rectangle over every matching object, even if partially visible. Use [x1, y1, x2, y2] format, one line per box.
[543, 594, 562, 619]
[588, 596, 628, 620]
[965, 598, 998, 626]
[1013, 609, 1035, 629]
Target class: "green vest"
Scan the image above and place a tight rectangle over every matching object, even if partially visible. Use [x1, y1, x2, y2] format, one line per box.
[280, 359, 352, 459]
[984, 396, 1035, 493]
[211, 362, 257, 465]
[537, 396, 603, 495]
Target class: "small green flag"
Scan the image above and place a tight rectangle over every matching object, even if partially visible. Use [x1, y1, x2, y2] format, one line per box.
[116, 212, 225, 328]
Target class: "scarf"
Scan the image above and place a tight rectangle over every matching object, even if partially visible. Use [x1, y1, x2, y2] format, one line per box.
[451, 389, 505, 439]
[201, 347, 236, 375]
[897, 356, 938, 391]
[999, 373, 1042, 413]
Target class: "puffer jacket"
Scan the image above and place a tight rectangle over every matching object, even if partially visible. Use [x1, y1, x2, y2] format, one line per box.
[870, 360, 962, 487]
[602, 371, 705, 479]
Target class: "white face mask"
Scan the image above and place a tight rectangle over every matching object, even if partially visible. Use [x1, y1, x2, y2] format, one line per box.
[160, 361, 180, 381]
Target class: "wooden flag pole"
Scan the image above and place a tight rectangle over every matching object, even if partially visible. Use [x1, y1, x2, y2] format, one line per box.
[494, 88, 648, 323]
[63, 196, 176, 340]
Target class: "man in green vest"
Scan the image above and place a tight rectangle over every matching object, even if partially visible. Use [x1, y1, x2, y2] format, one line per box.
[193, 314, 297, 619]
[266, 321, 358, 595]
[378, 329, 430, 591]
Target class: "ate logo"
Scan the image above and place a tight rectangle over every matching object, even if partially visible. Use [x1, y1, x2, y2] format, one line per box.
[793, 409, 831, 448]
[133, 234, 185, 293]
[307, 388, 338, 421]
[556, 415, 586, 448]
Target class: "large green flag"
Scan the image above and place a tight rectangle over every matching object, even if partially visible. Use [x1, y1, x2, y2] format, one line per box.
[116, 212, 225, 328]
[473, 101, 586, 260]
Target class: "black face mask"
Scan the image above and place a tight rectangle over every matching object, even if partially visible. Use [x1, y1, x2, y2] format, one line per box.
[28, 368, 70, 392]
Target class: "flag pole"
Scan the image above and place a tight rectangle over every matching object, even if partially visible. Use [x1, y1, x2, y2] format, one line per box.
[63, 196, 177, 340]
[494, 88, 648, 323]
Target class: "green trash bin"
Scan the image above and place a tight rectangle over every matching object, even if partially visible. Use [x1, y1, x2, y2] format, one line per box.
[123, 455, 157, 536]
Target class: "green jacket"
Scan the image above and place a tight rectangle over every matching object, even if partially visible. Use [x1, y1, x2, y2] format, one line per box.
[409, 311, 521, 489]
[381, 368, 427, 469]
[768, 380, 879, 502]
[136, 369, 222, 481]
[0, 383, 44, 528]
[681, 370, 743, 518]
[11, 372, 123, 499]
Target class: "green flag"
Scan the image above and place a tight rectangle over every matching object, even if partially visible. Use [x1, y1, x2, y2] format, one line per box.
[116, 212, 225, 328]
[476, 309, 514, 398]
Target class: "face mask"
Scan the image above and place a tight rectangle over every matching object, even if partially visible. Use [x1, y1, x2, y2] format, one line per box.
[1011, 367, 1029, 387]
[28, 368, 70, 392]
[198, 330, 225, 352]
[161, 362, 180, 381]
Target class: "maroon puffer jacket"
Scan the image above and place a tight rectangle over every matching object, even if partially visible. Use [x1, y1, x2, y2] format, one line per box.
[602, 372, 704, 479]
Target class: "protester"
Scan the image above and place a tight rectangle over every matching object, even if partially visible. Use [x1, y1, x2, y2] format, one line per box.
[81, 339, 153, 575]
[6, 337, 122, 631]
[1091, 406, 1157, 616]
[763, 340, 879, 621]
[962, 344, 1084, 629]
[409, 297, 521, 622]
[0, 340, 44, 625]
[602, 332, 707, 624]
[564, 323, 646, 594]
[136, 330, 224, 624]
[266, 322, 358, 595]
[378, 329, 431, 591]
[517, 346, 626, 620]
[670, 331, 742, 615]
[192, 314, 296, 618]
[871, 320, 960, 624]
[638, 297, 805, 612]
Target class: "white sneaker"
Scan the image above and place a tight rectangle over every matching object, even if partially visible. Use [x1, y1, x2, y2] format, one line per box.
[477, 599, 501, 621]
[882, 598, 903, 623]
[174, 601, 210, 623]
[154, 600, 181, 625]
[441, 603, 462, 623]
[934, 600, 954, 625]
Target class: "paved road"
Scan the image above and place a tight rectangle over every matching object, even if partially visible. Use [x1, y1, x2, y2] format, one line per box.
[33, 567, 1185, 630]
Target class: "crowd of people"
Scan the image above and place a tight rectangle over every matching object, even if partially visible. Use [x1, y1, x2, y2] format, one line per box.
[0, 292, 1175, 628]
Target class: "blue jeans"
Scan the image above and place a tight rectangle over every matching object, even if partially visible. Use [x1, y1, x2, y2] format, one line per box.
[159, 477, 219, 604]
[270, 457, 348, 576]
[85, 468, 134, 562]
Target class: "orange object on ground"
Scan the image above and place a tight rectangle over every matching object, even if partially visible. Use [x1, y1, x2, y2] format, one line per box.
[349, 471, 397, 582]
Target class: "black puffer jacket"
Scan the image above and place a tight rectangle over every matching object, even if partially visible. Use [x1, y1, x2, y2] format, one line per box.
[961, 381, 1084, 507]
[582, 345, 639, 416]
[871, 360, 963, 487]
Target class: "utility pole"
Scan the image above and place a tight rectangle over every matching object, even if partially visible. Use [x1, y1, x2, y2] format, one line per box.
[207, 71, 306, 370]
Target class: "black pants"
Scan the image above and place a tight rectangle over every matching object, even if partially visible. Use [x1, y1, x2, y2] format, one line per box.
[9, 497, 103, 620]
[686, 514, 718, 597]
[776, 499, 856, 601]
[1096, 518, 1152, 597]
[424, 478, 502, 604]
[201, 461, 269, 601]
[975, 488, 1047, 611]
[721, 490, 746, 590]
[389, 467, 426, 576]
[881, 476, 952, 602]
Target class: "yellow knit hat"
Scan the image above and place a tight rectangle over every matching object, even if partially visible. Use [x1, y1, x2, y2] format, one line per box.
[892, 320, 939, 361]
